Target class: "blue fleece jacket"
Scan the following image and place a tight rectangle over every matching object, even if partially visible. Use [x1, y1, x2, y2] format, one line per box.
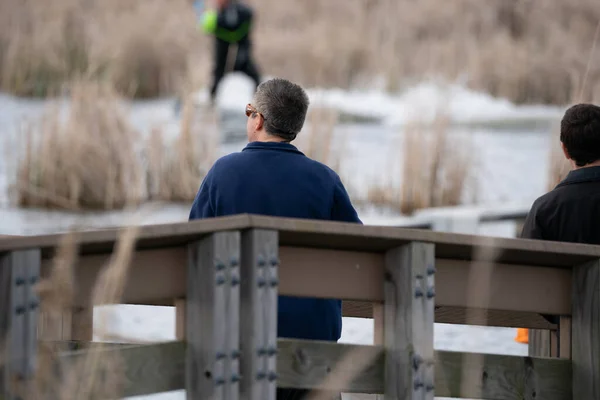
[189, 141, 362, 341]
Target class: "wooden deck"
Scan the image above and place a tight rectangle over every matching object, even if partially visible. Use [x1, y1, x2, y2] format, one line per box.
[0, 214, 598, 399]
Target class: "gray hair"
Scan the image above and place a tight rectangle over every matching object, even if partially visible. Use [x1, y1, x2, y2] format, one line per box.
[253, 78, 310, 141]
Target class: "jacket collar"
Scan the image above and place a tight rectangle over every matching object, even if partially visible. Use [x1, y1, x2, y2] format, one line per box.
[242, 141, 304, 155]
[556, 165, 600, 188]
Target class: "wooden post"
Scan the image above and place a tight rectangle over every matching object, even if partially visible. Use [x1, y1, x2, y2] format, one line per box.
[175, 298, 186, 340]
[38, 307, 93, 342]
[0, 249, 41, 399]
[70, 307, 93, 341]
[384, 242, 435, 400]
[528, 329, 553, 357]
[373, 303, 385, 400]
[571, 259, 600, 399]
[186, 231, 241, 400]
[38, 311, 71, 341]
[240, 229, 278, 400]
[558, 316, 572, 359]
[373, 303, 384, 345]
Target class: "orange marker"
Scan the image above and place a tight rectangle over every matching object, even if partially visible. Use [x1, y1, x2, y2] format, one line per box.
[514, 328, 529, 344]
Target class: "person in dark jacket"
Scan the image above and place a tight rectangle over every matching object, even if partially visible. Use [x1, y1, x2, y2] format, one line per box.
[519, 103, 600, 340]
[201, 0, 261, 104]
[522, 103, 600, 243]
[189, 78, 361, 399]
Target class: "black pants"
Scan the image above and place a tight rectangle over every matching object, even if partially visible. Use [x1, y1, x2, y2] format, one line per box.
[277, 388, 309, 400]
[210, 38, 261, 102]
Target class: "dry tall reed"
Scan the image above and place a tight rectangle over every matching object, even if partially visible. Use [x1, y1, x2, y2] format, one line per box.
[28, 225, 139, 399]
[145, 94, 218, 202]
[12, 81, 146, 210]
[367, 114, 474, 215]
[11, 81, 214, 211]
[1, 0, 600, 104]
[0, 0, 200, 98]
[297, 107, 344, 171]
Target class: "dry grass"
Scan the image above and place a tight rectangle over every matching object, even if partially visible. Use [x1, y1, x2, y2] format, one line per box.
[10, 81, 214, 210]
[367, 114, 474, 215]
[0, 0, 202, 98]
[145, 94, 218, 202]
[1, 0, 600, 103]
[11, 81, 146, 210]
[20, 225, 140, 399]
[296, 107, 344, 171]
[295, 107, 360, 200]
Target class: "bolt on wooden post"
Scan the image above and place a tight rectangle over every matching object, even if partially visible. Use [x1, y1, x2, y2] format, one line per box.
[186, 231, 241, 400]
[384, 242, 435, 400]
[240, 229, 279, 400]
[1, 249, 41, 400]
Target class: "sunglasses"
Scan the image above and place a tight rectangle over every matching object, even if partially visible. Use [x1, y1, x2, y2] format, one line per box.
[245, 104, 266, 120]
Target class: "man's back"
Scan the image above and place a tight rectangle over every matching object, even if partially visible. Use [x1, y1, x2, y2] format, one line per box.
[518, 104, 600, 342]
[522, 166, 600, 243]
[190, 141, 361, 341]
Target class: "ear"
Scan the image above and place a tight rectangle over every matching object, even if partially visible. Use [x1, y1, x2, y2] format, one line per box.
[255, 114, 265, 131]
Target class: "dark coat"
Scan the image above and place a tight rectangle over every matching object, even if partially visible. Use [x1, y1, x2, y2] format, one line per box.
[521, 165, 600, 326]
[189, 141, 362, 341]
[521, 165, 600, 244]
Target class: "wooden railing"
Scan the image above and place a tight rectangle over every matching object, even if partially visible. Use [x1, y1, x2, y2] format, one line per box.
[0, 214, 598, 399]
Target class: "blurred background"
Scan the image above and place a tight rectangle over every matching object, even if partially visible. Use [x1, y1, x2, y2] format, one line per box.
[0, 0, 598, 398]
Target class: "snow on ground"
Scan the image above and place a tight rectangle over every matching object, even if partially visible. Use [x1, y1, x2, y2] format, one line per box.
[196, 73, 563, 128]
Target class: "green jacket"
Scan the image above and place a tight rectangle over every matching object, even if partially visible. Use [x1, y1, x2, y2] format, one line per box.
[200, 4, 253, 44]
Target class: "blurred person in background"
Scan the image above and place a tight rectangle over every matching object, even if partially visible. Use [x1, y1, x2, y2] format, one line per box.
[200, 0, 262, 105]
[516, 103, 600, 345]
[189, 78, 361, 399]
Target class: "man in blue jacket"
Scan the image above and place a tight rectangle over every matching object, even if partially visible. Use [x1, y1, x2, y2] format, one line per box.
[189, 78, 361, 399]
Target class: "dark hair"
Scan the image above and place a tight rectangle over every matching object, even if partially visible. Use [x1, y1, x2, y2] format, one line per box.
[253, 78, 309, 142]
[560, 103, 600, 167]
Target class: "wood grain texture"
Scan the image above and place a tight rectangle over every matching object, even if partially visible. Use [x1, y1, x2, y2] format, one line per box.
[435, 350, 571, 400]
[53, 340, 572, 400]
[186, 232, 240, 400]
[529, 329, 552, 358]
[39, 307, 94, 342]
[174, 299, 186, 341]
[248, 214, 600, 267]
[559, 317, 571, 359]
[373, 304, 384, 345]
[384, 242, 435, 400]
[58, 341, 185, 397]
[571, 259, 600, 400]
[240, 229, 279, 400]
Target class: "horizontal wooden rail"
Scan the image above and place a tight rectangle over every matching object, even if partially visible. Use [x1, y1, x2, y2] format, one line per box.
[41, 246, 570, 329]
[342, 302, 558, 330]
[55, 339, 571, 399]
[4, 214, 600, 266]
